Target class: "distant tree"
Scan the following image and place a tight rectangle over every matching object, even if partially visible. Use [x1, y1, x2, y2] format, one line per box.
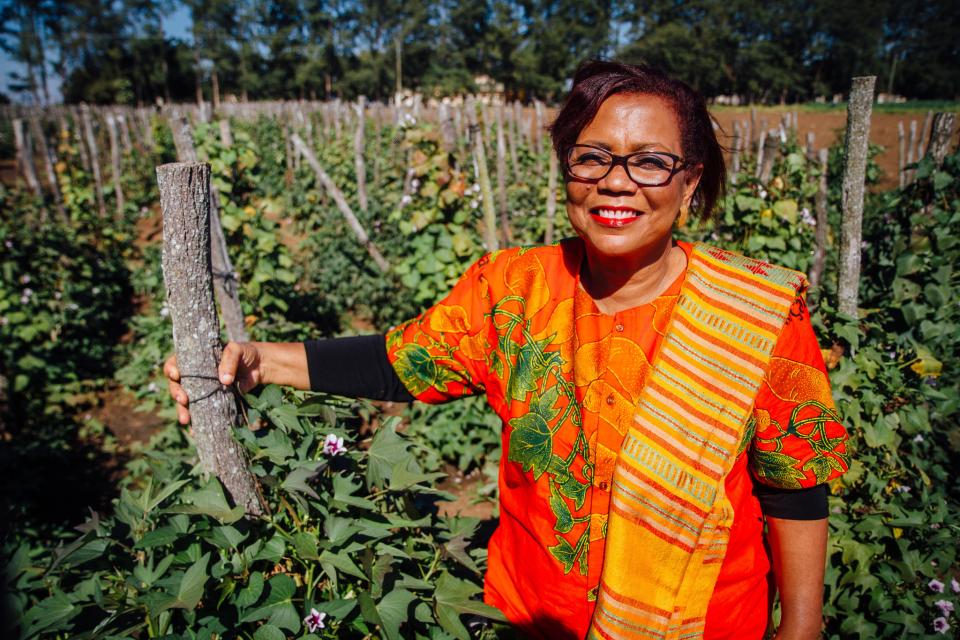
[0, 0, 50, 104]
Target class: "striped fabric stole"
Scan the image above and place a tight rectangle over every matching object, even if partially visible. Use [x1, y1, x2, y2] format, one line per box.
[588, 244, 807, 640]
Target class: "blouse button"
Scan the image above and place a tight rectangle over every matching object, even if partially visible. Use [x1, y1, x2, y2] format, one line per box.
[605, 394, 615, 406]
[599, 481, 609, 491]
[615, 323, 624, 332]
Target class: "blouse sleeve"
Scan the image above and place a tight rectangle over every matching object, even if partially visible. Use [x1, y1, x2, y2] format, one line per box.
[384, 254, 494, 403]
[748, 294, 851, 489]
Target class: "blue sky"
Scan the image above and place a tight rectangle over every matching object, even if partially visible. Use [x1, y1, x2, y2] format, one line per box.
[1, 5, 192, 103]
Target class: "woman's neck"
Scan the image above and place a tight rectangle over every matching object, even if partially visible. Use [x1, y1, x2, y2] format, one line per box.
[580, 238, 683, 314]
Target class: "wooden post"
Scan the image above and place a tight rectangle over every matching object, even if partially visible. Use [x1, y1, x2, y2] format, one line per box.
[805, 132, 815, 160]
[906, 120, 917, 183]
[29, 116, 66, 221]
[354, 96, 369, 212]
[466, 98, 499, 251]
[218, 118, 233, 148]
[809, 149, 829, 295]
[157, 162, 267, 518]
[544, 148, 559, 245]
[13, 118, 43, 203]
[169, 113, 249, 343]
[919, 110, 933, 158]
[507, 101, 520, 183]
[80, 104, 108, 218]
[759, 130, 779, 182]
[291, 133, 390, 272]
[495, 104, 512, 246]
[897, 121, 906, 188]
[117, 112, 133, 154]
[730, 121, 741, 185]
[749, 107, 756, 148]
[924, 113, 957, 168]
[534, 100, 545, 177]
[438, 102, 457, 155]
[106, 113, 126, 218]
[838, 76, 875, 320]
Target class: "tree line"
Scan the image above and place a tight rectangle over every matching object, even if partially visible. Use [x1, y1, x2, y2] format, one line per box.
[1, 0, 957, 106]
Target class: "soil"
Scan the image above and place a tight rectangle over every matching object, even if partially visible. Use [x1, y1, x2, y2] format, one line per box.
[89, 385, 166, 447]
[435, 464, 497, 520]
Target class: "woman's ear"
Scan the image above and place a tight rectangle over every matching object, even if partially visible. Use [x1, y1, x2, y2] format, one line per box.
[683, 164, 704, 209]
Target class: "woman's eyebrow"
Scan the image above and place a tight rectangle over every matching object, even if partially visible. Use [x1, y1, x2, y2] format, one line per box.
[578, 140, 671, 152]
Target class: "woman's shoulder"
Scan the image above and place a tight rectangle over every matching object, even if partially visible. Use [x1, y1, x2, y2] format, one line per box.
[470, 239, 581, 276]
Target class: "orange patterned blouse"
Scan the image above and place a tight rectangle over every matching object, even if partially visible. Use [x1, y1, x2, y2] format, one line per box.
[385, 239, 849, 639]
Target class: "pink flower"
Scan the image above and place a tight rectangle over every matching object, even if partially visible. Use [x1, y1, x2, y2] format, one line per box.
[322, 433, 347, 456]
[304, 607, 326, 632]
[930, 579, 946, 593]
[933, 617, 950, 635]
[952, 578, 960, 594]
[935, 600, 954, 615]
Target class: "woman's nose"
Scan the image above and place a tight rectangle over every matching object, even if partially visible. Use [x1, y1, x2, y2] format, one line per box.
[598, 163, 637, 193]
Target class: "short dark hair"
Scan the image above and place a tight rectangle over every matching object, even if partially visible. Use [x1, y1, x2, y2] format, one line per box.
[549, 59, 725, 222]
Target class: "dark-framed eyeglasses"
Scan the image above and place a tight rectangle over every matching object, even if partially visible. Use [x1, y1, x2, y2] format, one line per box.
[564, 144, 686, 186]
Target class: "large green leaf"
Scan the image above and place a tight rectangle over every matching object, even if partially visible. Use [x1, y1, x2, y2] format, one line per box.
[377, 588, 416, 640]
[239, 574, 300, 633]
[20, 591, 77, 636]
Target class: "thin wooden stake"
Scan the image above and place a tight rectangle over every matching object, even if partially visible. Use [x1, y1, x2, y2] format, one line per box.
[29, 116, 66, 221]
[80, 104, 107, 218]
[897, 121, 906, 188]
[13, 118, 43, 203]
[838, 76, 876, 320]
[291, 133, 390, 272]
[157, 162, 267, 517]
[466, 98, 499, 252]
[809, 148, 829, 296]
[545, 149, 559, 245]
[354, 96, 369, 212]
[495, 104, 512, 246]
[924, 113, 957, 168]
[106, 113, 126, 218]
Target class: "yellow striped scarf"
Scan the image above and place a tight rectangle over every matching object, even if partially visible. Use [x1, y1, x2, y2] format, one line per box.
[588, 243, 808, 639]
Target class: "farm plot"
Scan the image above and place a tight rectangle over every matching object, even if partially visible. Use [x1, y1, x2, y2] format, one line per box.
[1, 96, 958, 639]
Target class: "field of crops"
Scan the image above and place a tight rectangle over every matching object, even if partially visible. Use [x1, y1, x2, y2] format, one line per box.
[1, 97, 959, 639]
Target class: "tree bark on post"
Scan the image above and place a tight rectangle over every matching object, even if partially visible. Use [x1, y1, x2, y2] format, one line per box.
[291, 133, 390, 272]
[80, 104, 108, 218]
[507, 102, 520, 184]
[838, 76, 876, 320]
[906, 120, 917, 184]
[809, 148, 830, 297]
[157, 162, 267, 517]
[106, 113, 126, 218]
[730, 121, 741, 185]
[466, 98, 499, 252]
[919, 110, 933, 158]
[354, 96, 369, 212]
[169, 113, 249, 343]
[219, 118, 233, 148]
[495, 104, 512, 246]
[924, 113, 957, 168]
[544, 148, 559, 245]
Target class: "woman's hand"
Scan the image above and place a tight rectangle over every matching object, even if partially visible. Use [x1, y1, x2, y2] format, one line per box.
[164, 342, 266, 425]
[164, 342, 310, 425]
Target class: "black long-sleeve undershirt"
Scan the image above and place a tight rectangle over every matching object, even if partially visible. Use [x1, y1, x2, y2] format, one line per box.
[303, 335, 828, 520]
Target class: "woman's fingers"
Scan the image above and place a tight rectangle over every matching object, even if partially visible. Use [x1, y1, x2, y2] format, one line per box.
[176, 404, 191, 425]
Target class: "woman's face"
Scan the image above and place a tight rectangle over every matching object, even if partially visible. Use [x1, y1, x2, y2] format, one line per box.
[565, 92, 702, 263]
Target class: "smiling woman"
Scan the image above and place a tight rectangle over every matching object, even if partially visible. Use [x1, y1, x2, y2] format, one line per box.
[165, 60, 850, 640]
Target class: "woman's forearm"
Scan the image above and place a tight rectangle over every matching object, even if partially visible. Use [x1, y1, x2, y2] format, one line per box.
[767, 516, 827, 640]
[256, 342, 311, 390]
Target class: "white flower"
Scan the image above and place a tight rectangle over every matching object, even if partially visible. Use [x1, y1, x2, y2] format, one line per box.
[471, 199, 479, 209]
[92, 286, 100, 295]
[913, 434, 925, 443]
[930, 579, 946, 593]
[4, 240, 12, 249]
[933, 617, 950, 635]
[0, 316, 8, 326]
[53, 291, 62, 300]
[159, 306, 169, 317]
[800, 207, 816, 226]
[20, 274, 30, 284]
[952, 578, 960, 593]
[896, 485, 911, 494]
[147, 382, 158, 393]
[322, 433, 347, 456]
[67, 303, 79, 311]
[935, 600, 954, 615]
[304, 608, 326, 632]
[22, 287, 33, 298]
[411, 179, 420, 190]
[758, 188, 768, 199]
[400, 194, 413, 206]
